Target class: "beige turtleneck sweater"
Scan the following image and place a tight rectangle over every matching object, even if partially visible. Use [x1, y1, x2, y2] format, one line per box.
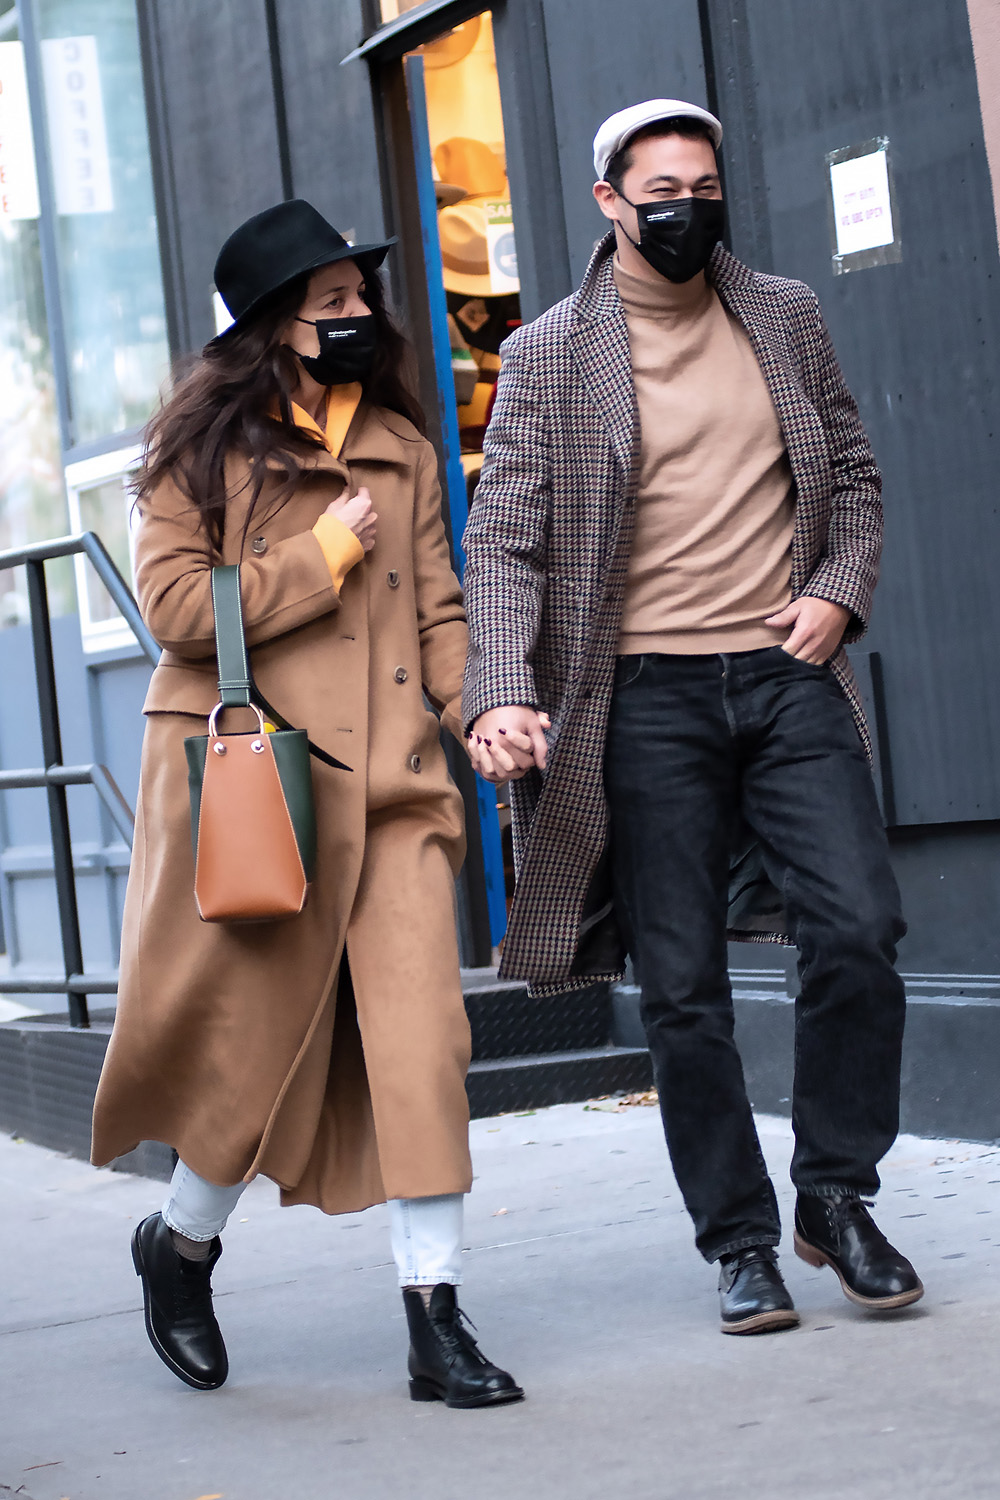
[613, 255, 795, 655]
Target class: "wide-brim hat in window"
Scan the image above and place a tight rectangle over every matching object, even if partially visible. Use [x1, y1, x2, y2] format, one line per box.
[213, 199, 396, 335]
[438, 197, 520, 298]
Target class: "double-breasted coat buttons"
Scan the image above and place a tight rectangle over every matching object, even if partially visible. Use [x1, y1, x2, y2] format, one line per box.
[394, 666, 408, 684]
[409, 754, 422, 773]
[251, 536, 267, 555]
[387, 570, 400, 588]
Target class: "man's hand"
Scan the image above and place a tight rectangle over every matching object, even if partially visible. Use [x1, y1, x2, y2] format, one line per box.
[765, 597, 851, 664]
[467, 706, 552, 784]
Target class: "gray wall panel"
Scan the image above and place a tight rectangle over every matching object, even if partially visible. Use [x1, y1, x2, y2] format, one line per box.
[276, 0, 387, 244]
[712, 0, 1000, 825]
[540, 0, 709, 286]
[140, 0, 286, 354]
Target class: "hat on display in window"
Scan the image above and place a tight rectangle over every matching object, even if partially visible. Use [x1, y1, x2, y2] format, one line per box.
[433, 137, 508, 200]
[438, 199, 520, 298]
[433, 163, 467, 208]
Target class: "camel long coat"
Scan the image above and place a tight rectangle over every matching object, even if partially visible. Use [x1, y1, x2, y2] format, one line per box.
[91, 403, 474, 1214]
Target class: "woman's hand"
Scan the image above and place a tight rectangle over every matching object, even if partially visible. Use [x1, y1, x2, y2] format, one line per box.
[467, 707, 552, 784]
[326, 486, 377, 554]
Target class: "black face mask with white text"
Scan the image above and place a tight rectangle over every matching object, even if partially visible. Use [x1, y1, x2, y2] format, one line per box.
[293, 314, 377, 385]
[619, 195, 725, 283]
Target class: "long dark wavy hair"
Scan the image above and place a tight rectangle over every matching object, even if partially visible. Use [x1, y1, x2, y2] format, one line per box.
[134, 261, 425, 553]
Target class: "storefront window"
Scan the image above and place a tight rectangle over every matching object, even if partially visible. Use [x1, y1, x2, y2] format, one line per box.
[36, 0, 170, 446]
[0, 0, 169, 636]
[0, 1, 72, 625]
[412, 13, 521, 495]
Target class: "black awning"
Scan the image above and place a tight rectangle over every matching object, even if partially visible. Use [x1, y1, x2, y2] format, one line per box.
[341, 0, 487, 66]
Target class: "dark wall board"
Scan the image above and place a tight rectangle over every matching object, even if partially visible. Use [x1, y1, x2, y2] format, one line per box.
[890, 821, 1000, 978]
[492, 0, 573, 321]
[138, 0, 287, 355]
[140, 0, 386, 357]
[710, 0, 1000, 826]
[539, 0, 709, 287]
[276, 0, 387, 246]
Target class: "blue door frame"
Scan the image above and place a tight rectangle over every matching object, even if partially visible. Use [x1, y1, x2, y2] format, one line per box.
[404, 54, 508, 947]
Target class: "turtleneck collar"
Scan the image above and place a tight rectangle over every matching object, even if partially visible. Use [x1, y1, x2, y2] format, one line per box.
[612, 252, 712, 321]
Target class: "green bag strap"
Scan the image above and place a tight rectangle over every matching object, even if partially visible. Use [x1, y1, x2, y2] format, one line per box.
[211, 565, 251, 708]
[210, 563, 352, 773]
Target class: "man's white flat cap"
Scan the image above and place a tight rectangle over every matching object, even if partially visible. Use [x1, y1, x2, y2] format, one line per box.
[593, 99, 723, 180]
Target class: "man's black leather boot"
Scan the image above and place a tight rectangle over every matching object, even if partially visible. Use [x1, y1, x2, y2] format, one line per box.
[131, 1213, 229, 1389]
[718, 1247, 800, 1335]
[794, 1193, 924, 1309]
[403, 1284, 524, 1407]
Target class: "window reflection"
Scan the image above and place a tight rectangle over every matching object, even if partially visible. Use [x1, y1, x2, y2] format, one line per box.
[0, 2, 72, 625]
[37, 0, 169, 445]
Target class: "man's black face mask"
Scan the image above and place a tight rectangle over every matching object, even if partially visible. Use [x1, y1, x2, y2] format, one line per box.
[293, 314, 377, 385]
[619, 195, 725, 284]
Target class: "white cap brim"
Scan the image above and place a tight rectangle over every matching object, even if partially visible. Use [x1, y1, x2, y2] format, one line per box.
[593, 98, 723, 180]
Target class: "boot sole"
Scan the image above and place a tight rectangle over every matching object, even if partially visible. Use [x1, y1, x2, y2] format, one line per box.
[131, 1226, 228, 1391]
[793, 1231, 925, 1309]
[720, 1307, 800, 1335]
[409, 1376, 525, 1408]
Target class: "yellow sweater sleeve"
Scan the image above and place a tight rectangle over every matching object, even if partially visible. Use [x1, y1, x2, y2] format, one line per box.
[312, 513, 365, 593]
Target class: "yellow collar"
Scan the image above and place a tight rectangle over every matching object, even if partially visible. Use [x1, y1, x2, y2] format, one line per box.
[288, 382, 363, 457]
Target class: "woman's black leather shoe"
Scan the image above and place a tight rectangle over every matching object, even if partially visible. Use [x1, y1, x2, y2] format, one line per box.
[402, 1285, 524, 1408]
[794, 1193, 924, 1309]
[718, 1248, 800, 1334]
[131, 1213, 229, 1390]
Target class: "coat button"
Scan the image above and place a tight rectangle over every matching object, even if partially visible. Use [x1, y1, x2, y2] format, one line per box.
[387, 570, 400, 589]
[251, 536, 267, 555]
[409, 754, 422, 773]
[394, 666, 408, 684]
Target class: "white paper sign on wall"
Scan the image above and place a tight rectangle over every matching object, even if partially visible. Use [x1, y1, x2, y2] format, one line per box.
[0, 41, 41, 220]
[826, 137, 901, 275]
[41, 35, 114, 215]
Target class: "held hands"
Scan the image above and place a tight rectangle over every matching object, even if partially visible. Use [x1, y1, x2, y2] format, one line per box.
[467, 706, 552, 785]
[325, 486, 377, 554]
[765, 597, 852, 664]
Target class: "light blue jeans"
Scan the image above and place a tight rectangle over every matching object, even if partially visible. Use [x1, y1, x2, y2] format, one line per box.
[161, 1160, 464, 1286]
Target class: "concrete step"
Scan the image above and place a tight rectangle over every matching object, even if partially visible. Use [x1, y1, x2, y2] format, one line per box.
[467, 1045, 653, 1119]
[0, 974, 644, 1181]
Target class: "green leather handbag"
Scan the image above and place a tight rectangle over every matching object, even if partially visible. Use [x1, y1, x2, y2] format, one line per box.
[183, 565, 346, 923]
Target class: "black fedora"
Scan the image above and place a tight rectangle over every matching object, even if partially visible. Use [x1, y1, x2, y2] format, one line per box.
[213, 199, 396, 333]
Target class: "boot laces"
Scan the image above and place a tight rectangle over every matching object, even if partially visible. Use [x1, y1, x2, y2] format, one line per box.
[174, 1262, 214, 1319]
[432, 1303, 490, 1366]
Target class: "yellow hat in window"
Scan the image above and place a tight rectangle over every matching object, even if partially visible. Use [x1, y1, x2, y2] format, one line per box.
[433, 137, 507, 199]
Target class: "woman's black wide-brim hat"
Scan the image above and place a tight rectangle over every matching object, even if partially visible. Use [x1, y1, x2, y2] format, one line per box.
[213, 198, 396, 335]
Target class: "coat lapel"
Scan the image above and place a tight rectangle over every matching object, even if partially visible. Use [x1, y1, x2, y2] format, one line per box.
[566, 235, 637, 478]
[709, 247, 827, 592]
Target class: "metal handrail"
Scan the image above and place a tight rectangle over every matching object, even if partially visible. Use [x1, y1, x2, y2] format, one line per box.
[0, 531, 160, 1026]
[1, 531, 160, 663]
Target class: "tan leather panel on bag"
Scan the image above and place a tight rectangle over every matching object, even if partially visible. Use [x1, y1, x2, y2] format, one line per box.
[194, 734, 307, 922]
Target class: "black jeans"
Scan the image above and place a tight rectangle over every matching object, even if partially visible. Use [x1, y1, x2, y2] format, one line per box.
[604, 647, 907, 1262]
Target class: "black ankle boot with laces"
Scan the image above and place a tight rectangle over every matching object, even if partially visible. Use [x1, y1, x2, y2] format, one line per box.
[402, 1284, 524, 1408]
[794, 1193, 923, 1309]
[131, 1213, 228, 1390]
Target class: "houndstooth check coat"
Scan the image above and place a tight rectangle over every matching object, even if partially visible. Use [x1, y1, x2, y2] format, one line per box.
[462, 232, 881, 995]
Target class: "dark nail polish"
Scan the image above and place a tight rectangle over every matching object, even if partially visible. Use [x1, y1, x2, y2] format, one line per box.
[484, 739, 492, 746]
[498, 728, 507, 735]
[476, 736, 482, 743]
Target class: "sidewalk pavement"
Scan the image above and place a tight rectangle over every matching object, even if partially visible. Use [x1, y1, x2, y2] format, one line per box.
[3, 1101, 999, 1500]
